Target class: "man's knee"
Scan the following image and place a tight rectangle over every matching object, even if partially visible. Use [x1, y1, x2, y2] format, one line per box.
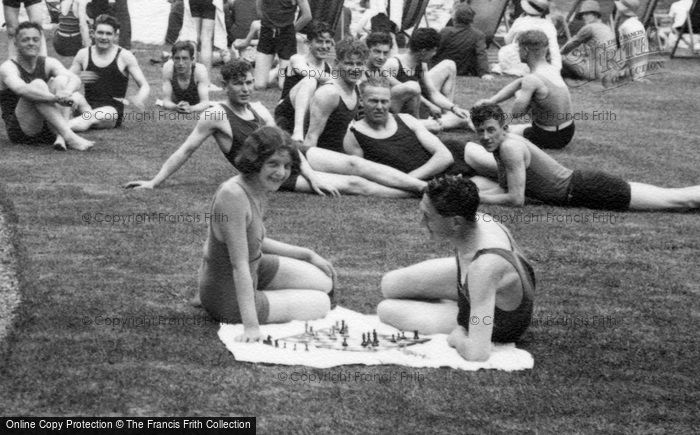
[344, 155, 364, 174]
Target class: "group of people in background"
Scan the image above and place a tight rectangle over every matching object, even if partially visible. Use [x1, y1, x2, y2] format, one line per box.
[1, 0, 699, 363]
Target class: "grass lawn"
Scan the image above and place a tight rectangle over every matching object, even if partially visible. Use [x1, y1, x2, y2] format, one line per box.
[0, 35, 698, 433]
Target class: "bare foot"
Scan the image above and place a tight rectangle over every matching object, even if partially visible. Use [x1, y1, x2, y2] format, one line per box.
[66, 137, 94, 151]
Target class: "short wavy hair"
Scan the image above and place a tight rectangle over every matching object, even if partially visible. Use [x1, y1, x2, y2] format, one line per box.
[306, 20, 335, 41]
[335, 38, 369, 62]
[366, 31, 393, 49]
[94, 14, 120, 32]
[235, 127, 301, 176]
[409, 28, 440, 52]
[470, 103, 507, 127]
[425, 175, 480, 222]
[221, 60, 253, 83]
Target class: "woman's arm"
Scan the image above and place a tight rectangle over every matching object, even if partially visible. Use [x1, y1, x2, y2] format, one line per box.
[263, 238, 336, 283]
[214, 186, 261, 341]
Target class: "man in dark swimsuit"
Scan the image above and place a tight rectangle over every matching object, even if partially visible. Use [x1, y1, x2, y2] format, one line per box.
[302, 38, 365, 154]
[468, 103, 700, 211]
[378, 175, 535, 361]
[274, 20, 334, 142]
[0, 21, 93, 151]
[344, 76, 499, 183]
[476, 30, 575, 149]
[68, 14, 150, 131]
[126, 60, 425, 198]
[160, 41, 211, 113]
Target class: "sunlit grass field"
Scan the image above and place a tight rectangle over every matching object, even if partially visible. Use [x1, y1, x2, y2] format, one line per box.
[0, 32, 698, 433]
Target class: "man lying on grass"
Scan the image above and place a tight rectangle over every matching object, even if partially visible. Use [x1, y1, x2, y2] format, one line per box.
[467, 103, 700, 210]
[378, 175, 535, 361]
[199, 126, 334, 340]
[126, 60, 425, 198]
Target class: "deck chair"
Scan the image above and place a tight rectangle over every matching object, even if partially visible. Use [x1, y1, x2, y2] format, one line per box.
[471, 0, 511, 47]
[398, 0, 431, 32]
[303, 0, 346, 37]
[671, 0, 700, 57]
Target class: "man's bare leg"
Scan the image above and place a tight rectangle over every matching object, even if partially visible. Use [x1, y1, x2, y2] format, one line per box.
[305, 148, 426, 193]
[16, 80, 93, 151]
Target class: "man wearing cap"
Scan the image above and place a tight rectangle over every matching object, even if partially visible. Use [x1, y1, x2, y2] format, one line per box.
[603, 0, 650, 86]
[432, 3, 493, 80]
[477, 30, 574, 150]
[499, 0, 561, 75]
[561, 0, 616, 80]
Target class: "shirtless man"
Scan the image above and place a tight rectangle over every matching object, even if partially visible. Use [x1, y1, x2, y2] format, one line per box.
[477, 30, 574, 150]
[160, 41, 211, 113]
[343, 76, 498, 182]
[68, 14, 150, 131]
[381, 27, 473, 132]
[469, 103, 700, 211]
[125, 60, 426, 198]
[0, 22, 93, 151]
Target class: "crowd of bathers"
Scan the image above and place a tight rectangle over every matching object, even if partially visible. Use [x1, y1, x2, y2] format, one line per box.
[1, 0, 698, 362]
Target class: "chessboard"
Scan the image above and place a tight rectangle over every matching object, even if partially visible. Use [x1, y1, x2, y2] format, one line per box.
[261, 320, 430, 352]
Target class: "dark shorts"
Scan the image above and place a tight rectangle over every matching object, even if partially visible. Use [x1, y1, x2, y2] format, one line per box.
[3, 0, 43, 8]
[257, 24, 296, 59]
[200, 254, 280, 324]
[53, 30, 83, 57]
[89, 102, 124, 128]
[523, 122, 575, 150]
[4, 113, 56, 145]
[273, 96, 295, 134]
[189, 0, 215, 20]
[567, 169, 631, 211]
[442, 139, 477, 177]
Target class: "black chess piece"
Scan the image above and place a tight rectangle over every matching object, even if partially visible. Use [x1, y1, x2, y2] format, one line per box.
[390, 334, 396, 343]
[305, 343, 309, 351]
[342, 337, 348, 347]
[414, 330, 419, 340]
[275, 340, 279, 348]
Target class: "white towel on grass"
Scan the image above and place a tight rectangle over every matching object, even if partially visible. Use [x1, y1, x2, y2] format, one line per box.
[219, 306, 533, 371]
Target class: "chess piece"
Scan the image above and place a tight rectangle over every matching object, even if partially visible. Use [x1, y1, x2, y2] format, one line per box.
[275, 340, 279, 348]
[305, 343, 309, 352]
[391, 334, 396, 343]
[294, 344, 297, 351]
[342, 337, 348, 347]
[305, 322, 308, 333]
[414, 330, 419, 340]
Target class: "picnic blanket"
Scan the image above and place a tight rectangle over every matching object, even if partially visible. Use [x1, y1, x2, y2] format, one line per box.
[219, 306, 534, 371]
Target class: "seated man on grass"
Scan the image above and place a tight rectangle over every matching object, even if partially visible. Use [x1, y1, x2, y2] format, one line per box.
[378, 175, 535, 362]
[125, 60, 426, 198]
[343, 76, 498, 182]
[381, 27, 474, 132]
[468, 103, 700, 211]
[274, 20, 335, 142]
[477, 30, 574, 150]
[159, 41, 211, 113]
[0, 22, 94, 151]
[68, 14, 150, 132]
